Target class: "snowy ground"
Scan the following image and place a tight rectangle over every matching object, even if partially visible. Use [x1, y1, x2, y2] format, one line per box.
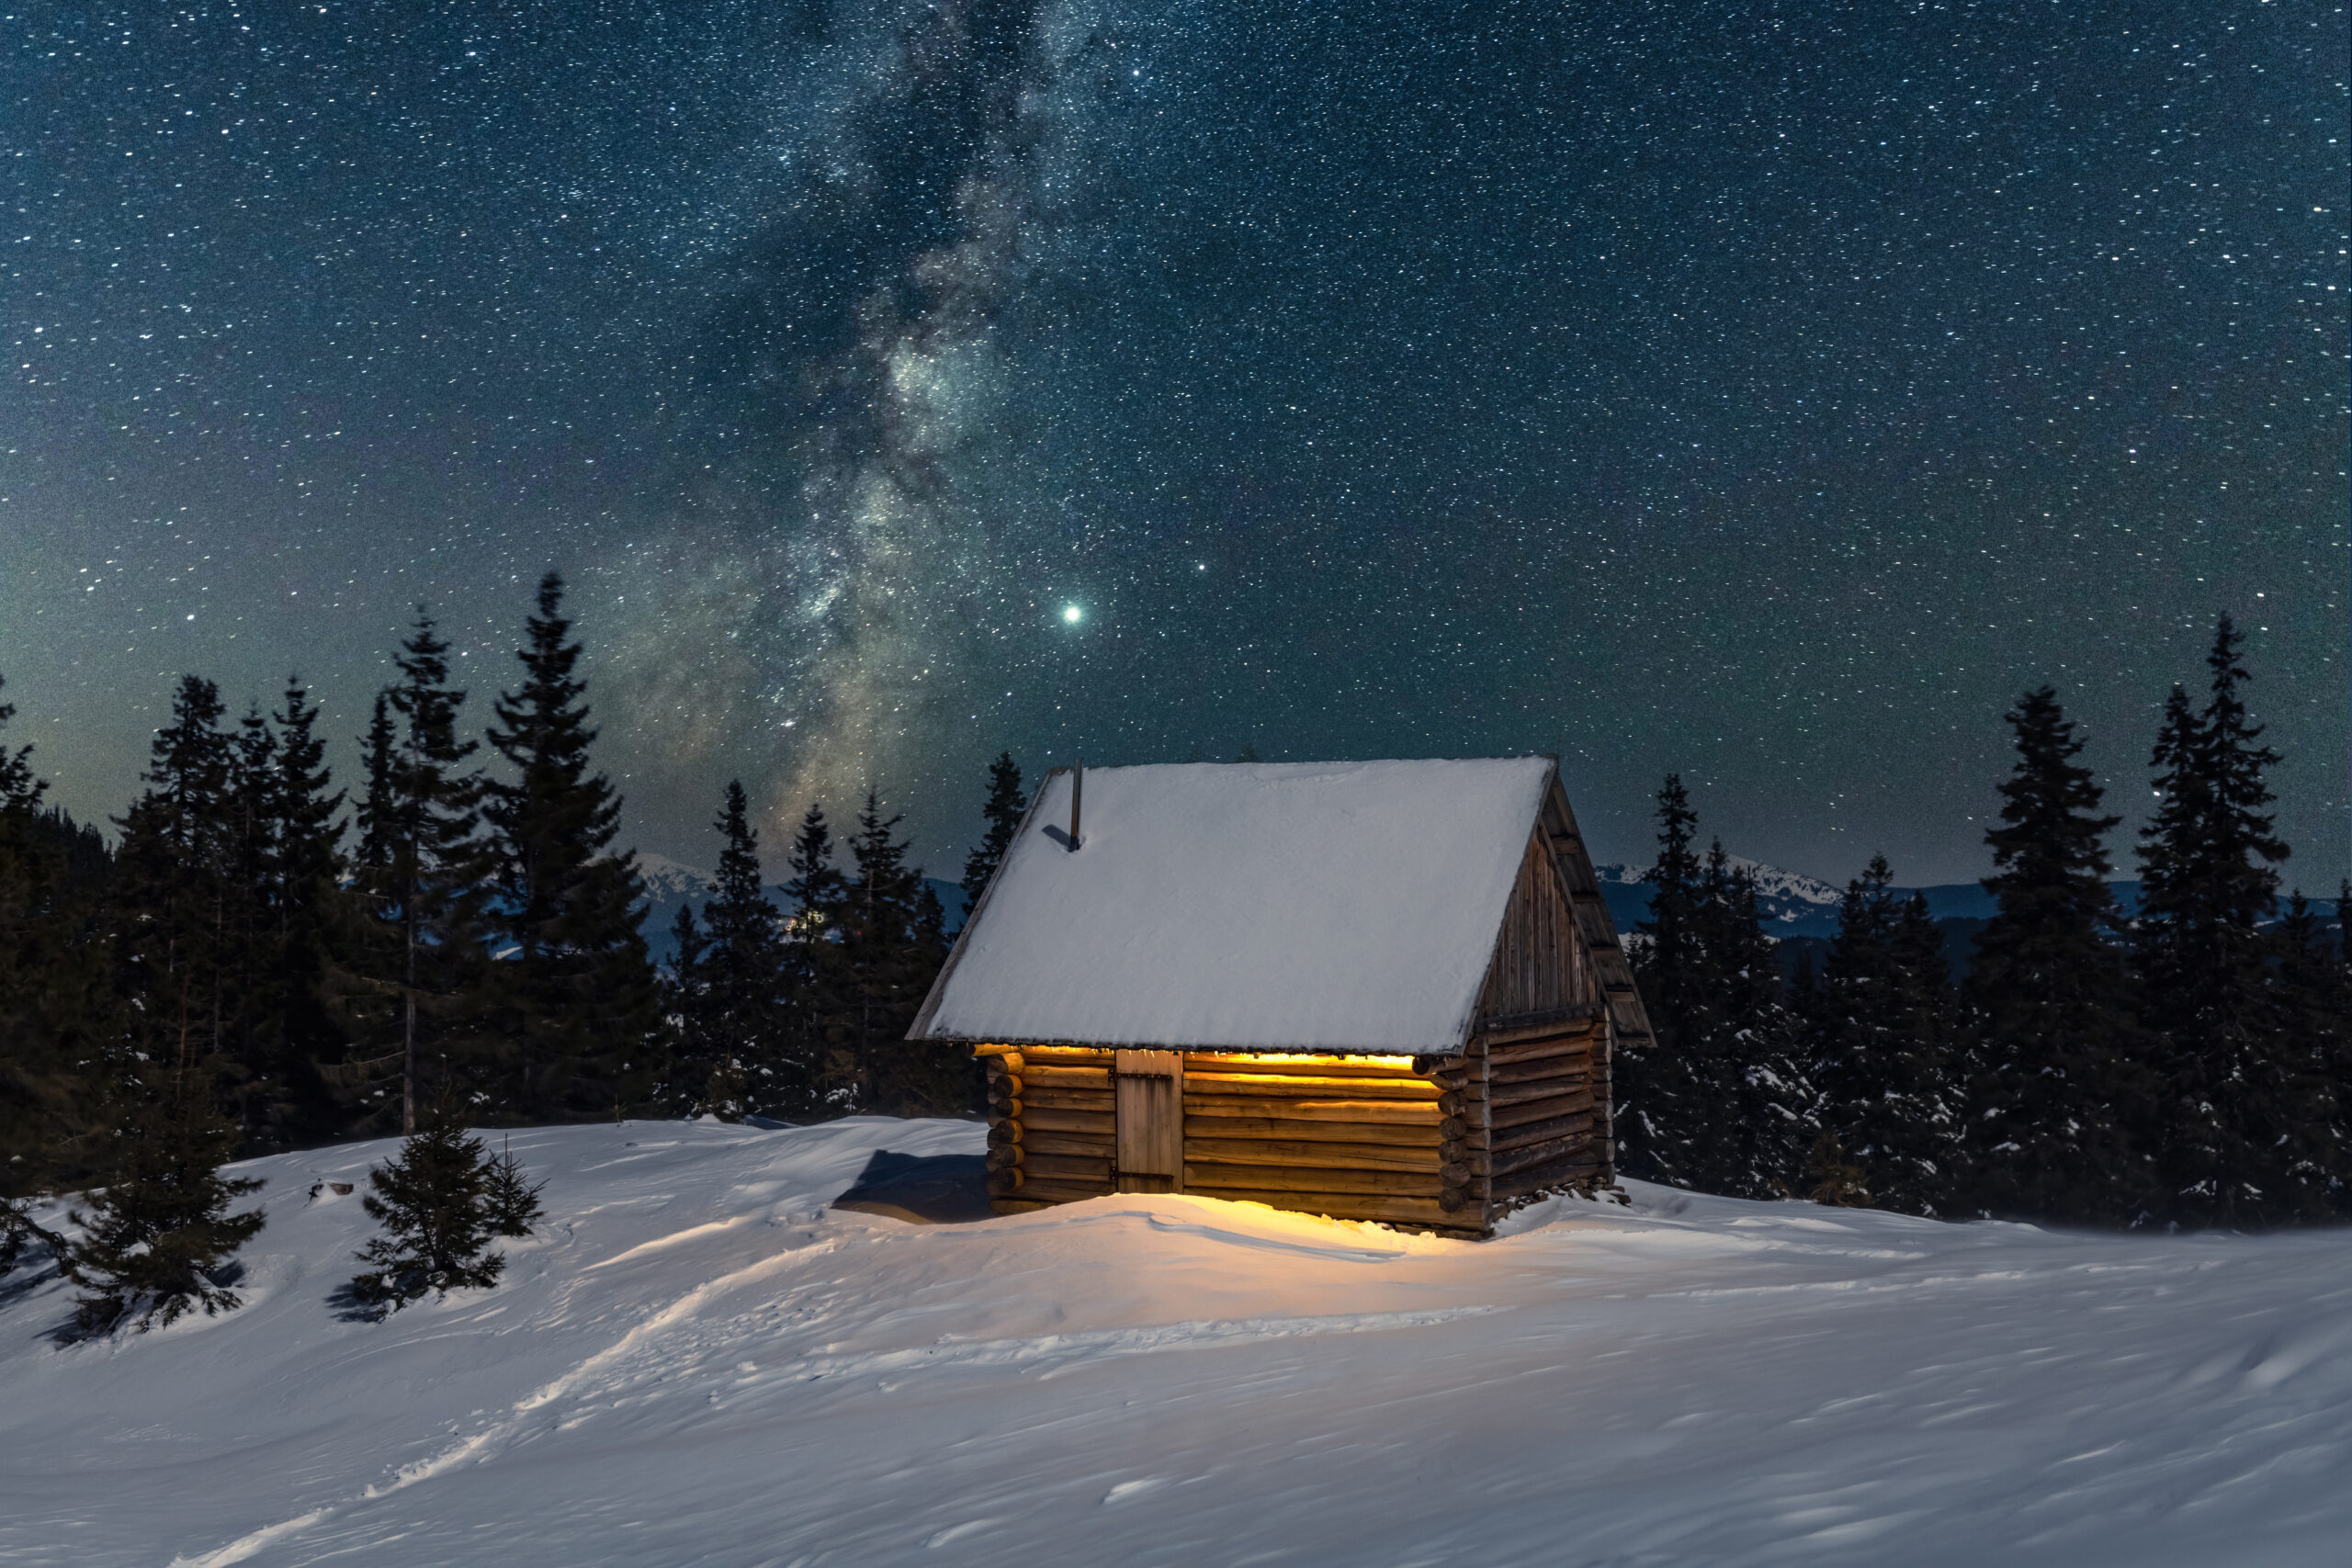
[2, 1121, 2347, 1568]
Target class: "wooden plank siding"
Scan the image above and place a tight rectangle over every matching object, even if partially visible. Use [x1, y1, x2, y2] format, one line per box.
[1465, 818, 1620, 1209]
[1114, 1049, 1182, 1193]
[1477, 829, 1588, 1022]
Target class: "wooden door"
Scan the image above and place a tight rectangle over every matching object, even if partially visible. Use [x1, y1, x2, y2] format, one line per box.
[1114, 1050, 1182, 1193]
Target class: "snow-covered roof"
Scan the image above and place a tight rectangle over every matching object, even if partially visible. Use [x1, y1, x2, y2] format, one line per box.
[910, 757, 1560, 1054]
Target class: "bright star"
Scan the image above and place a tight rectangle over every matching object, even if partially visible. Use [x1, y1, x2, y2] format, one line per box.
[1062, 604, 1083, 625]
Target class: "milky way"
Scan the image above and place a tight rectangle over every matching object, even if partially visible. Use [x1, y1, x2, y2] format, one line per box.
[3, 1, 2344, 885]
[600, 0, 1066, 824]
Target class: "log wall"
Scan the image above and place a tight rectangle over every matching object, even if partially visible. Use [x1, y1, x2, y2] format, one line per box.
[1182, 1052, 1455, 1227]
[1459, 817, 1618, 1212]
[981, 1026, 1610, 1231]
[983, 1044, 1116, 1210]
[982, 1045, 1486, 1233]
[1463, 1020, 1612, 1210]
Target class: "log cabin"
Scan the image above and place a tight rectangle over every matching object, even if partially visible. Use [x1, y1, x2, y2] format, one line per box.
[906, 757, 1654, 1236]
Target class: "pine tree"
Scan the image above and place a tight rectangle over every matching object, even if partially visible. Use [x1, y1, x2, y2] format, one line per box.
[260, 680, 352, 1149]
[0, 671, 57, 1269]
[0, 677, 115, 1272]
[1888, 890, 1964, 1206]
[355, 692, 398, 873]
[1813, 855, 1960, 1216]
[1702, 860, 1819, 1199]
[1674, 842, 1749, 1190]
[65, 1069, 266, 1334]
[837, 791, 959, 1115]
[1803, 1131, 1871, 1207]
[345, 1124, 504, 1313]
[109, 677, 237, 1097]
[1619, 791, 1821, 1198]
[2134, 615, 2324, 1225]
[1622, 775, 1706, 1184]
[1963, 686, 2143, 1223]
[203, 690, 348, 1153]
[220, 701, 280, 1133]
[482, 1136, 547, 1237]
[959, 751, 1026, 910]
[2273, 892, 2349, 1213]
[320, 693, 409, 1127]
[2335, 883, 2352, 1215]
[61, 676, 268, 1329]
[214, 699, 304, 1150]
[660, 901, 708, 1112]
[777, 800, 847, 1114]
[679, 783, 789, 1119]
[29, 805, 112, 891]
[372, 615, 491, 1134]
[483, 573, 660, 1122]
[2338, 880, 2352, 1214]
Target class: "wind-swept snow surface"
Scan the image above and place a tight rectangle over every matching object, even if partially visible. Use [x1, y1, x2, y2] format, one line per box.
[2, 1122, 2347, 1567]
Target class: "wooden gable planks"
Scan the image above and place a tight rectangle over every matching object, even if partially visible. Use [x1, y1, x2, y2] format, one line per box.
[1476, 823, 1589, 1023]
[1537, 775, 1655, 1055]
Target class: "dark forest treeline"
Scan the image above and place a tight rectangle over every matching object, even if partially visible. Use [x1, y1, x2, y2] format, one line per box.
[2, 574, 984, 1291]
[6, 597, 2346, 1292]
[1619, 615, 2351, 1228]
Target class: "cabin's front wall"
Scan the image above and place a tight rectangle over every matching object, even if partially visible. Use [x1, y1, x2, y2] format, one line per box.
[981, 1047, 1487, 1233]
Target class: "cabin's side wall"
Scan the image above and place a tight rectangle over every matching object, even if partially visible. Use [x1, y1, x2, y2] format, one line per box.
[1538, 778, 1652, 1068]
[1480, 831, 1589, 1020]
[1474, 1019, 1611, 1218]
[982, 1045, 1481, 1233]
[1464, 822, 1616, 1223]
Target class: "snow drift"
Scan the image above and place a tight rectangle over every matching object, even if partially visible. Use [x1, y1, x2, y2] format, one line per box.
[1, 1120, 2346, 1567]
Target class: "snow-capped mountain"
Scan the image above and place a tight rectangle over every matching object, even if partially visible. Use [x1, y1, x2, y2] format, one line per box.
[1596, 856, 1842, 906]
[630, 852, 709, 903]
[1594, 856, 1846, 936]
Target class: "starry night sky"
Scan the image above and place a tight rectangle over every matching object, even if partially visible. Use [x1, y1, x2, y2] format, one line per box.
[4, 0, 2345, 886]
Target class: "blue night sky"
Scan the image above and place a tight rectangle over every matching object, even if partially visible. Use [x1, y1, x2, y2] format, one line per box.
[4, 0, 2345, 886]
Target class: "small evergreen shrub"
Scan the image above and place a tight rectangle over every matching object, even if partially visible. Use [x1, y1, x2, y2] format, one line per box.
[482, 1140, 547, 1238]
[346, 1125, 538, 1314]
[65, 1083, 266, 1335]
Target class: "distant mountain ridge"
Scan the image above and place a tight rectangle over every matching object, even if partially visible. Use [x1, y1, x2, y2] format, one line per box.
[629, 854, 970, 963]
[1592, 859, 2166, 942]
[635, 852, 2321, 961]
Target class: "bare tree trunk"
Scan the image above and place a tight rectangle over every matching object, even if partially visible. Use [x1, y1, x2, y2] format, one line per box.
[403, 907, 417, 1135]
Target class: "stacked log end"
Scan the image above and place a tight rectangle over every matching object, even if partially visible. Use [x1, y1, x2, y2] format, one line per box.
[1424, 1047, 1491, 1228]
[985, 1044, 1117, 1212]
[981, 1047, 1023, 1213]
